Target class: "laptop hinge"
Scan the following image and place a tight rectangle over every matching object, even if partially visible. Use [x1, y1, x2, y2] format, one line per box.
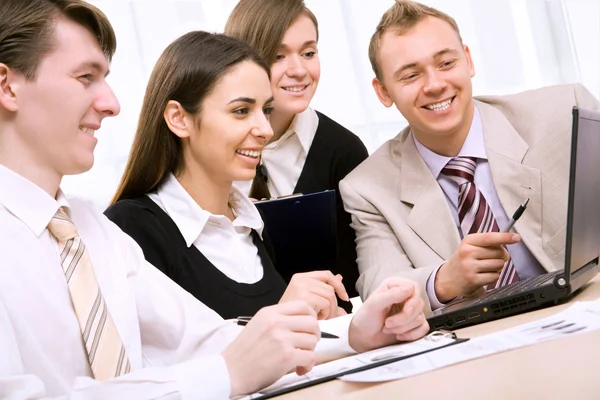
[556, 256, 600, 288]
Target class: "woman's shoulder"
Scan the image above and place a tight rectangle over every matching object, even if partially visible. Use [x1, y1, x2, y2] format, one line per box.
[104, 195, 169, 237]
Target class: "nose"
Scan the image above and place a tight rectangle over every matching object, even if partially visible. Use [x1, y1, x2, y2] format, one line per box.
[95, 81, 121, 118]
[252, 112, 274, 143]
[285, 54, 307, 79]
[422, 69, 446, 95]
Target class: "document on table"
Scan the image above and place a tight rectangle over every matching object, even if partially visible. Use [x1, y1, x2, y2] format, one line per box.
[239, 331, 464, 399]
[341, 299, 600, 383]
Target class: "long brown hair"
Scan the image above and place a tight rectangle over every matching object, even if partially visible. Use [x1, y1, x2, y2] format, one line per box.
[0, 0, 115, 79]
[111, 31, 270, 204]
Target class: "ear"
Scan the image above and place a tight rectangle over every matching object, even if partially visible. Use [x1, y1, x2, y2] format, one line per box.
[0, 63, 19, 112]
[372, 77, 393, 108]
[164, 100, 194, 139]
[463, 45, 475, 78]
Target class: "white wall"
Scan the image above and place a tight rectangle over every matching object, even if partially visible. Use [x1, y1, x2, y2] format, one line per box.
[61, 0, 600, 208]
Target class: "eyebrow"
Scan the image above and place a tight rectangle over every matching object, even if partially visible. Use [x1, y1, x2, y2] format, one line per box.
[228, 96, 275, 105]
[392, 48, 459, 80]
[279, 40, 318, 50]
[74, 61, 110, 77]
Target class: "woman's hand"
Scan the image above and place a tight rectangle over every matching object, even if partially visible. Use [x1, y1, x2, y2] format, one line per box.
[279, 271, 350, 320]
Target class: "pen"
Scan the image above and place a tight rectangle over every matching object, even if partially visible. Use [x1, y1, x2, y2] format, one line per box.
[235, 316, 340, 339]
[502, 198, 530, 233]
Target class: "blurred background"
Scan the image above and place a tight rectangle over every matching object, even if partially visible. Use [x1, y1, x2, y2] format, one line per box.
[67, 0, 600, 208]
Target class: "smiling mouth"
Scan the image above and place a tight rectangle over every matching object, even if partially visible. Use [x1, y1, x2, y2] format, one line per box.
[235, 149, 260, 159]
[282, 84, 309, 93]
[423, 96, 456, 111]
[79, 127, 96, 136]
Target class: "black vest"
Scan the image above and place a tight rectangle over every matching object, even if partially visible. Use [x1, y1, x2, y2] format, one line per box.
[105, 196, 287, 320]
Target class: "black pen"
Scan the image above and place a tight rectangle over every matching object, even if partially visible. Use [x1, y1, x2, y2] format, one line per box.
[502, 198, 530, 232]
[235, 316, 340, 339]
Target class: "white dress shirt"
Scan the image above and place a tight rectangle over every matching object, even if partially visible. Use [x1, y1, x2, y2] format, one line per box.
[0, 164, 242, 399]
[235, 107, 319, 197]
[0, 165, 356, 399]
[148, 173, 266, 284]
[416, 106, 546, 309]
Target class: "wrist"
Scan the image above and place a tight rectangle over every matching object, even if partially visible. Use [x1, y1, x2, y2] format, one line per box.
[434, 263, 458, 303]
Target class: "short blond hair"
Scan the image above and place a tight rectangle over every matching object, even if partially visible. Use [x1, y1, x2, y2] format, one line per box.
[368, 0, 462, 81]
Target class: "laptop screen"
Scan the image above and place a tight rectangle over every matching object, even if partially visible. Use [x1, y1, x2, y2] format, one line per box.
[564, 107, 600, 279]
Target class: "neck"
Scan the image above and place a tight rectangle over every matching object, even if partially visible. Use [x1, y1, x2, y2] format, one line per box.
[414, 101, 475, 157]
[268, 109, 296, 143]
[176, 164, 233, 220]
[0, 130, 61, 198]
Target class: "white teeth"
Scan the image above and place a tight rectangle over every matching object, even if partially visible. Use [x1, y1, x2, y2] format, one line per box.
[79, 127, 95, 135]
[425, 97, 453, 111]
[236, 149, 260, 158]
[283, 86, 305, 92]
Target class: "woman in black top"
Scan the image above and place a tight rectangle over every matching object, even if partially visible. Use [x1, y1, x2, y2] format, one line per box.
[225, 0, 369, 298]
[105, 31, 349, 320]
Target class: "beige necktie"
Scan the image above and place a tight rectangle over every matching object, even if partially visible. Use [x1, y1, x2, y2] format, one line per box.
[48, 207, 130, 380]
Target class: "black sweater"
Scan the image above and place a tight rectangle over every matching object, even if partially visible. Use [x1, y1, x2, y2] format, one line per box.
[283, 110, 368, 298]
[105, 195, 287, 320]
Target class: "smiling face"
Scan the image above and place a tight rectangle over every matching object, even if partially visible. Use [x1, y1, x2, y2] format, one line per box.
[373, 16, 475, 155]
[183, 60, 274, 184]
[7, 17, 120, 178]
[270, 14, 320, 118]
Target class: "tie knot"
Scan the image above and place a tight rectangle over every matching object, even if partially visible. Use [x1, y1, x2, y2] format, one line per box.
[47, 207, 79, 242]
[441, 156, 477, 184]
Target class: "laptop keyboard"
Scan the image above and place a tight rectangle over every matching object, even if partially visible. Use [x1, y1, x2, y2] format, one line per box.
[472, 270, 562, 304]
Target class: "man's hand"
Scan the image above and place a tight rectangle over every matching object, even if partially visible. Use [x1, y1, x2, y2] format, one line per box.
[279, 271, 350, 320]
[222, 301, 320, 397]
[435, 232, 521, 302]
[348, 278, 429, 353]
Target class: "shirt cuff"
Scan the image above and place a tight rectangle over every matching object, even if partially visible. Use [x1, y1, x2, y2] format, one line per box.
[315, 314, 356, 364]
[426, 263, 454, 311]
[172, 354, 231, 399]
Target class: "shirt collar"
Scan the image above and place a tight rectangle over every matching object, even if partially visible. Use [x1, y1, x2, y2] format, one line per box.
[413, 105, 487, 178]
[264, 107, 318, 154]
[156, 173, 264, 247]
[0, 164, 70, 237]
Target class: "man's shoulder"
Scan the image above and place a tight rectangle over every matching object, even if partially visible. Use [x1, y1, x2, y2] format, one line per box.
[475, 83, 588, 116]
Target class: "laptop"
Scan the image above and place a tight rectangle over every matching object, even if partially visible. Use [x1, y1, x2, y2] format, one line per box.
[255, 190, 337, 283]
[427, 106, 600, 331]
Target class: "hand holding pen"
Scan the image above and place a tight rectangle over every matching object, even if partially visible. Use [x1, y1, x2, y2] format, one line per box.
[434, 199, 530, 302]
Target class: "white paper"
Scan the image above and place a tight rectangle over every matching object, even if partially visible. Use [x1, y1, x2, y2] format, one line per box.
[342, 299, 600, 383]
[239, 335, 456, 398]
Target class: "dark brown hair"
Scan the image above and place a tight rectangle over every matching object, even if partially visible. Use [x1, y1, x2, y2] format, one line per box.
[0, 0, 116, 79]
[369, 0, 462, 81]
[224, 0, 319, 66]
[111, 31, 270, 204]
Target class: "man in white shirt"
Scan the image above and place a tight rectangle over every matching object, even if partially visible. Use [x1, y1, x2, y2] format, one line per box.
[340, 0, 600, 312]
[0, 1, 429, 398]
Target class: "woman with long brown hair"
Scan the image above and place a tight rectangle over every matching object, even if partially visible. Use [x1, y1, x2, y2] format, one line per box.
[225, 0, 368, 301]
[105, 30, 349, 320]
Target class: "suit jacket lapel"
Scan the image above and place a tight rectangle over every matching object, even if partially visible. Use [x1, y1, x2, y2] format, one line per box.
[477, 100, 555, 271]
[394, 131, 461, 260]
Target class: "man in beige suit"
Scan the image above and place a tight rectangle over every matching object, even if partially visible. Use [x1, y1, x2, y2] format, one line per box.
[340, 0, 600, 315]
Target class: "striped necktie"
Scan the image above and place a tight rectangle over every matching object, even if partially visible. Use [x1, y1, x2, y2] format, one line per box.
[441, 157, 519, 289]
[48, 207, 131, 380]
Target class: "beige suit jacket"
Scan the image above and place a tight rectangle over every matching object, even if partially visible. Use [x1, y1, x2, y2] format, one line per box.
[340, 84, 600, 315]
